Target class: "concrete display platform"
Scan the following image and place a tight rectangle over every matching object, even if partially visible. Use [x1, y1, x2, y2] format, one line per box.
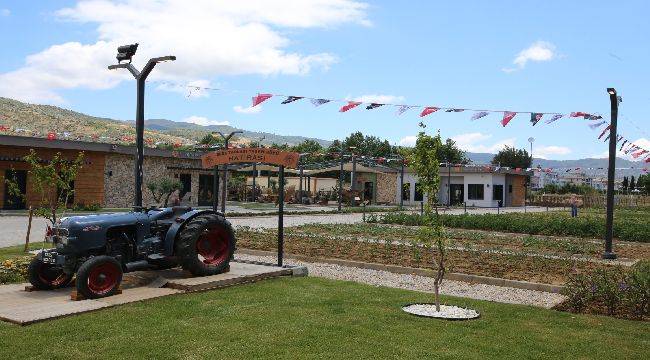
[0, 261, 306, 325]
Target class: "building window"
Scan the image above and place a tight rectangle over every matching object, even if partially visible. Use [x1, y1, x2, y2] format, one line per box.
[468, 184, 484, 200]
[402, 183, 411, 201]
[414, 183, 424, 202]
[508, 184, 513, 193]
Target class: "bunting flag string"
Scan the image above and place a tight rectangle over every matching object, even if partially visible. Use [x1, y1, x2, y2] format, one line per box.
[281, 96, 303, 104]
[598, 125, 611, 140]
[339, 101, 361, 113]
[501, 112, 517, 127]
[471, 111, 489, 120]
[420, 106, 439, 117]
[530, 113, 543, 126]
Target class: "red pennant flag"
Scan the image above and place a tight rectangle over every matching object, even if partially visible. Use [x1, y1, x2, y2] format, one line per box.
[420, 106, 439, 117]
[339, 101, 361, 112]
[501, 112, 517, 127]
[598, 124, 611, 140]
[632, 149, 648, 159]
[570, 112, 587, 118]
[47, 132, 56, 140]
[645, 158, 650, 164]
[252, 93, 272, 107]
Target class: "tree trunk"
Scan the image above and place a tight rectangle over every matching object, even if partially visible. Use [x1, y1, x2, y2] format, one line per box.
[434, 281, 441, 312]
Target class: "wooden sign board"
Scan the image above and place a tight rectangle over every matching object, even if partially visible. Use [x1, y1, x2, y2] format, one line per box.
[201, 148, 300, 168]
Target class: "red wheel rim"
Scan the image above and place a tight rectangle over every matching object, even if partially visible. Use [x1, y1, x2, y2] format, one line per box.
[37, 263, 69, 287]
[87, 261, 120, 295]
[196, 227, 229, 265]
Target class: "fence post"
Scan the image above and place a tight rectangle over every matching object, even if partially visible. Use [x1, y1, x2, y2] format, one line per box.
[362, 202, 366, 222]
[420, 201, 424, 216]
[24, 206, 33, 253]
[464, 202, 467, 214]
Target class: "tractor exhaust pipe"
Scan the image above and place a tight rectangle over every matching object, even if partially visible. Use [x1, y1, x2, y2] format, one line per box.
[125, 260, 153, 272]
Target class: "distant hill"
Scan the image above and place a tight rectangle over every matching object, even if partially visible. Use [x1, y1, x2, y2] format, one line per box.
[0, 97, 331, 147]
[136, 118, 332, 147]
[467, 152, 646, 178]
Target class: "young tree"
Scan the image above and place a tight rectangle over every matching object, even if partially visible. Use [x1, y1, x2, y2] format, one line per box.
[638, 174, 650, 195]
[622, 176, 629, 193]
[5, 150, 84, 226]
[146, 178, 183, 207]
[630, 176, 636, 192]
[409, 127, 447, 311]
[491, 146, 532, 169]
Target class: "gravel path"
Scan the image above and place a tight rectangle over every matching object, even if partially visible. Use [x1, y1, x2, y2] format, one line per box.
[235, 253, 566, 309]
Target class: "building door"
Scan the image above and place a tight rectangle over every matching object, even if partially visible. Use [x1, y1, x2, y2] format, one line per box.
[178, 174, 191, 199]
[198, 174, 214, 206]
[363, 181, 374, 204]
[450, 184, 464, 205]
[493, 185, 504, 207]
[3, 169, 27, 210]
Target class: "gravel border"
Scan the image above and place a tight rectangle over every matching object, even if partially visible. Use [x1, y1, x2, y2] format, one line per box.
[235, 253, 566, 309]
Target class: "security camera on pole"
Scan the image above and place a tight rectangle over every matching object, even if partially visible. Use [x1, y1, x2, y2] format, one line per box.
[108, 44, 176, 209]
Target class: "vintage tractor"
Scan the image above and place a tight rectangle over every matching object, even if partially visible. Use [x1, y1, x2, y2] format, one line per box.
[28, 207, 235, 299]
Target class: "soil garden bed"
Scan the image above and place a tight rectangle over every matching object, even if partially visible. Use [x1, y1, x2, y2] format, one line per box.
[235, 225, 635, 285]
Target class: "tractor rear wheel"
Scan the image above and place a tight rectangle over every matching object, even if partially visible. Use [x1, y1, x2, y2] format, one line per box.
[176, 214, 235, 276]
[28, 257, 73, 290]
[76, 256, 123, 299]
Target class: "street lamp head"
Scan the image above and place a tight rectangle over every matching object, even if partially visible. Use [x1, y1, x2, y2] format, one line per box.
[116, 43, 139, 63]
[528, 137, 535, 144]
[607, 88, 616, 96]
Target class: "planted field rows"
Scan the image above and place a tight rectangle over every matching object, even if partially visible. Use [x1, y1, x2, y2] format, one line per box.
[235, 224, 650, 285]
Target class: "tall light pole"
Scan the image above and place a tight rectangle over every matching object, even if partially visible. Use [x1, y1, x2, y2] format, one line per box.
[338, 144, 345, 212]
[349, 146, 357, 192]
[108, 44, 175, 210]
[528, 137, 535, 163]
[212, 131, 243, 213]
[603, 88, 620, 259]
[252, 136, 265, 203]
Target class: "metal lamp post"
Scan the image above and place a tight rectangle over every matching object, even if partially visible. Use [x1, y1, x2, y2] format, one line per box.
[603, 88, 620, 259]
[108, 43, 175, 210]
[212, 131, 243, 213]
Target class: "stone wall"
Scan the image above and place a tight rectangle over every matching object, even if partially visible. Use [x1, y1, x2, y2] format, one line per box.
[376, 172, 397, 204]
[104, 154, 208, 208]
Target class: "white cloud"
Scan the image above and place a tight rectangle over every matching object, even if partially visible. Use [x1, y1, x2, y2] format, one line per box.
[502, 41, 556, 72]
[233, 105, 262, 114]
[534, 145, 572, 159]
[398, 136, 417, 147]
[0, 0, 369, 103]
[352, 94, 405, 104]
[1, 9, 10, 16]
[451, 132, 515, 153]
[182, 115, 229, 126]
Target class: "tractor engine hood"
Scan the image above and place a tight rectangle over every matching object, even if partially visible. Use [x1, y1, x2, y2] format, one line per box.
[55, 212, 150, 252]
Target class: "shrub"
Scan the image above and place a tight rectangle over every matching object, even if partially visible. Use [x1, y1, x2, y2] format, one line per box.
[0, 256, 32, 284]
[562, 263, 650, 320]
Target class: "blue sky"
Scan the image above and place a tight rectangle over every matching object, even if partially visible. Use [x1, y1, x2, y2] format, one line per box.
[1, 0, 649, 160]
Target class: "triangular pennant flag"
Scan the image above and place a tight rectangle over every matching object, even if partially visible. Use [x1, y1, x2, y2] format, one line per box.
[445, 108, 464, 112]
[366, 103, 384, 110]
[252, 93, 272, 107]
[281, 96, 303, 104]
[471, 111, 489, 120]
[616, 135, 624, 143]
[598, 124, 611, 139]
[311, 98, 330, 107]
[501, 112, 517, 127]
[546, 114, 563, 124]
[570, 112, 587, 118]
[530, 113, 543, 126]
[632, 149, 649, 159]
[395, 105, 414, 116]
[620, 140, 628, 151]
[420, 106, 439, 117]
[586, 114, 603, 120]
[589, 120, 607, 130]
[339, 101, 361, 113]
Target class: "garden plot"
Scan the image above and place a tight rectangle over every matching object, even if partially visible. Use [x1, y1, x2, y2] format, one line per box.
[235, 224, 650, 285]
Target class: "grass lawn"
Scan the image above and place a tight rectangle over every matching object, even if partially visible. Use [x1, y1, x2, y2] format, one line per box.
[0, 277, 647, 359]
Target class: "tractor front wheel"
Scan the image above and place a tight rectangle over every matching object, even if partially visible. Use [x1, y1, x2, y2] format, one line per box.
[176, 214, 235, 276]
[76, 256, 123, 299]
[28, 257, 73, 290]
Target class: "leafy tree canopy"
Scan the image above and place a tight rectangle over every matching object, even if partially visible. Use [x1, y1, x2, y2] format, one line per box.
[491, 146, 532, 169]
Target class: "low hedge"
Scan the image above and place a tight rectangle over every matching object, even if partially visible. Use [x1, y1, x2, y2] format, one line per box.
[366, 212, 650, 243]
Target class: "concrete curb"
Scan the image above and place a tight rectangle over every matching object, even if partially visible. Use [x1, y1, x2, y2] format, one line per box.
[237, 248, 565, 294]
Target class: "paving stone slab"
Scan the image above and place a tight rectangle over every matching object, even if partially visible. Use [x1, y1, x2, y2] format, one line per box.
[0, 261, 299, 325]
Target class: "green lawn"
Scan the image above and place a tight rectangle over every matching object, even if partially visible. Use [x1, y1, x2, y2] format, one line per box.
[0, 277, 647, 359]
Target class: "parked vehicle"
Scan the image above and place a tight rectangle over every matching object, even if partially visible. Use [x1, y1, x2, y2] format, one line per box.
[28, 207, 236, 299]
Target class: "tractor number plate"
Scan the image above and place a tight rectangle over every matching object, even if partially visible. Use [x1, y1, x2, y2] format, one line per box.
[42, 252, 56, 264]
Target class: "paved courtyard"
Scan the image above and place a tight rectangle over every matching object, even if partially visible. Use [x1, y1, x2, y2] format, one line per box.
[0, 205, 552, 248]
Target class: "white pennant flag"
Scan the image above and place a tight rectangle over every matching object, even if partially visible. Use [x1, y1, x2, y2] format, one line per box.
[395, 105, 414, 116]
